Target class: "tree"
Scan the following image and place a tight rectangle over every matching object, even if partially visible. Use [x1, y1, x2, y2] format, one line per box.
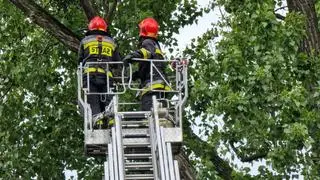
[3, 0, 320, 179]
[0, 0, 204, 179]
[185, 0, 320, 179]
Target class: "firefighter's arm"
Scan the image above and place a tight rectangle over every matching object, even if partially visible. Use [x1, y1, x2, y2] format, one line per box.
[122, 40, 154, 65]
[122, 50, 143, 66]
[111, 46, 122, 78]
[113, 46, 121, 62]
[140, 39, 155, 59]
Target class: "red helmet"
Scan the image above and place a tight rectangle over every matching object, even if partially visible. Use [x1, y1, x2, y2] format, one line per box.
[138, 17, 159, 38]
[88, 16, 107, 31]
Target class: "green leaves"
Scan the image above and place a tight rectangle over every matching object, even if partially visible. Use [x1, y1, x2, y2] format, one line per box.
[185, 0, 320, 179]
[283, 123, 308, 141]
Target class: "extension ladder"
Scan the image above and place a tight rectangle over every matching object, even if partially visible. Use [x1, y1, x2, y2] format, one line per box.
[104, 96, 181, 180]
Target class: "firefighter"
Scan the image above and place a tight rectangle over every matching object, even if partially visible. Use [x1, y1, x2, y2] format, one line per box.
[123, 17, 170, 111]
[78, 16, 121, 128]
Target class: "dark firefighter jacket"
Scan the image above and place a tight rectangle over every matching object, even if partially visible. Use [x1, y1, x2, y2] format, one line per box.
[78, 30, 121, 77]
[128, 37, 168, 89]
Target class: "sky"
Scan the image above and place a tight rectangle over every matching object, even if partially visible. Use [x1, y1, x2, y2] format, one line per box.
[171, 0, 217, 53]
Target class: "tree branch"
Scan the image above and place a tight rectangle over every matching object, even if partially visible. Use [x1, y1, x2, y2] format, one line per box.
[184, 121, 234, 180]
[175, 151, 197, 180]
[103, 0, 110, 20]
[9, 0, 80, 52]
[275, 6, 287, 12]
[80, 0, 98, 21]
[0, 82, 14, 101]
[229, 140, 269, 162]
[106, 0, 118, 24]
[218, 6, 231, 27]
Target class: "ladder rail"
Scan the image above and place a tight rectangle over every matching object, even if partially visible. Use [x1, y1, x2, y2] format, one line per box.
[111, 127, 119, 179]
[174, 160, 181, 180]
[160, 127, 170, 180]
[108, 144, 114, 180]
[105, 145, 110, 180]
[149, 114, 159, 180]
[179, 62, 188, 127]
[77, 65, 93, 133]
[174, 60, 188, 127]
[153, 96, 166, 179]
[115, 114, 125, 180]
[104, 161, 109, 180]
[167, 142, 176, 180]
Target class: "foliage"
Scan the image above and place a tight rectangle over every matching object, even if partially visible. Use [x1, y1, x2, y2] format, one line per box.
[3, 0, 320, 179]
[186, 0, 320, 178]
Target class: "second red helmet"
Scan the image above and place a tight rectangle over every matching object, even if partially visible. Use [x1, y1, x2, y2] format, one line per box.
[88, 16, 108, 32]
[138, 17, 159, 38]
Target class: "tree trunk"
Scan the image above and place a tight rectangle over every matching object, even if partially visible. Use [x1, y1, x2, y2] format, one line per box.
[287, 0, 320, 54]
[287, 0, 320, 176]
[175, 152, 197, 180]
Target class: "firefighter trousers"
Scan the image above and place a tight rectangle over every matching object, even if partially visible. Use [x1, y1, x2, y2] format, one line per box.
[141, 92, 164, 111]
[83, 73, 113, 116]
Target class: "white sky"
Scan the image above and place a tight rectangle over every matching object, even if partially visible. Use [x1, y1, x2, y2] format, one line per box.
[174, 0, 217, 49]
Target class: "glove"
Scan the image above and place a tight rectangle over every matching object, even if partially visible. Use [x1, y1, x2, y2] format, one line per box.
[181, 58, 189, 65]
[171, 61, 177, 69]
[171, 58, 180, 70]
[123, 54, 133, 67]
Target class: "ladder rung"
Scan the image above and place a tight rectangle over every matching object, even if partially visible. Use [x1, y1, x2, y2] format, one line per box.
[123, 128, 148, 134]
[125, 166, 153, 171]
[123, 138, 150, 145]
[123, 133, 150, 138]
[122, 124, 148, 128]
[119, 111, 151, 119]
[123, 129, 150, 138]
[124, 153, 152, 157]
[122, 120, 149, 125]
[125, 174, 154, 180]
[123, 142, 150, 147]
[124, 153, 152, 159]
[125, 161, 153, 166]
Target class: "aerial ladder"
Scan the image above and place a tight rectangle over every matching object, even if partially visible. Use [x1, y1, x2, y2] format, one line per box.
[77, 58, 188, 180]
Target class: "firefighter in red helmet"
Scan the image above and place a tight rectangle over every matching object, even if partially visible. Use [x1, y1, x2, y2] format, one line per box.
[123, 17, 170, 111]
[78, 16, 121, 128]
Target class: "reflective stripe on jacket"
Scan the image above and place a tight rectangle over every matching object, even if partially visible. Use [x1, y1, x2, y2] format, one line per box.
[140, 80, 172, 97]
[84, 67, 113, 77]
[78, 30, 121, 65]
